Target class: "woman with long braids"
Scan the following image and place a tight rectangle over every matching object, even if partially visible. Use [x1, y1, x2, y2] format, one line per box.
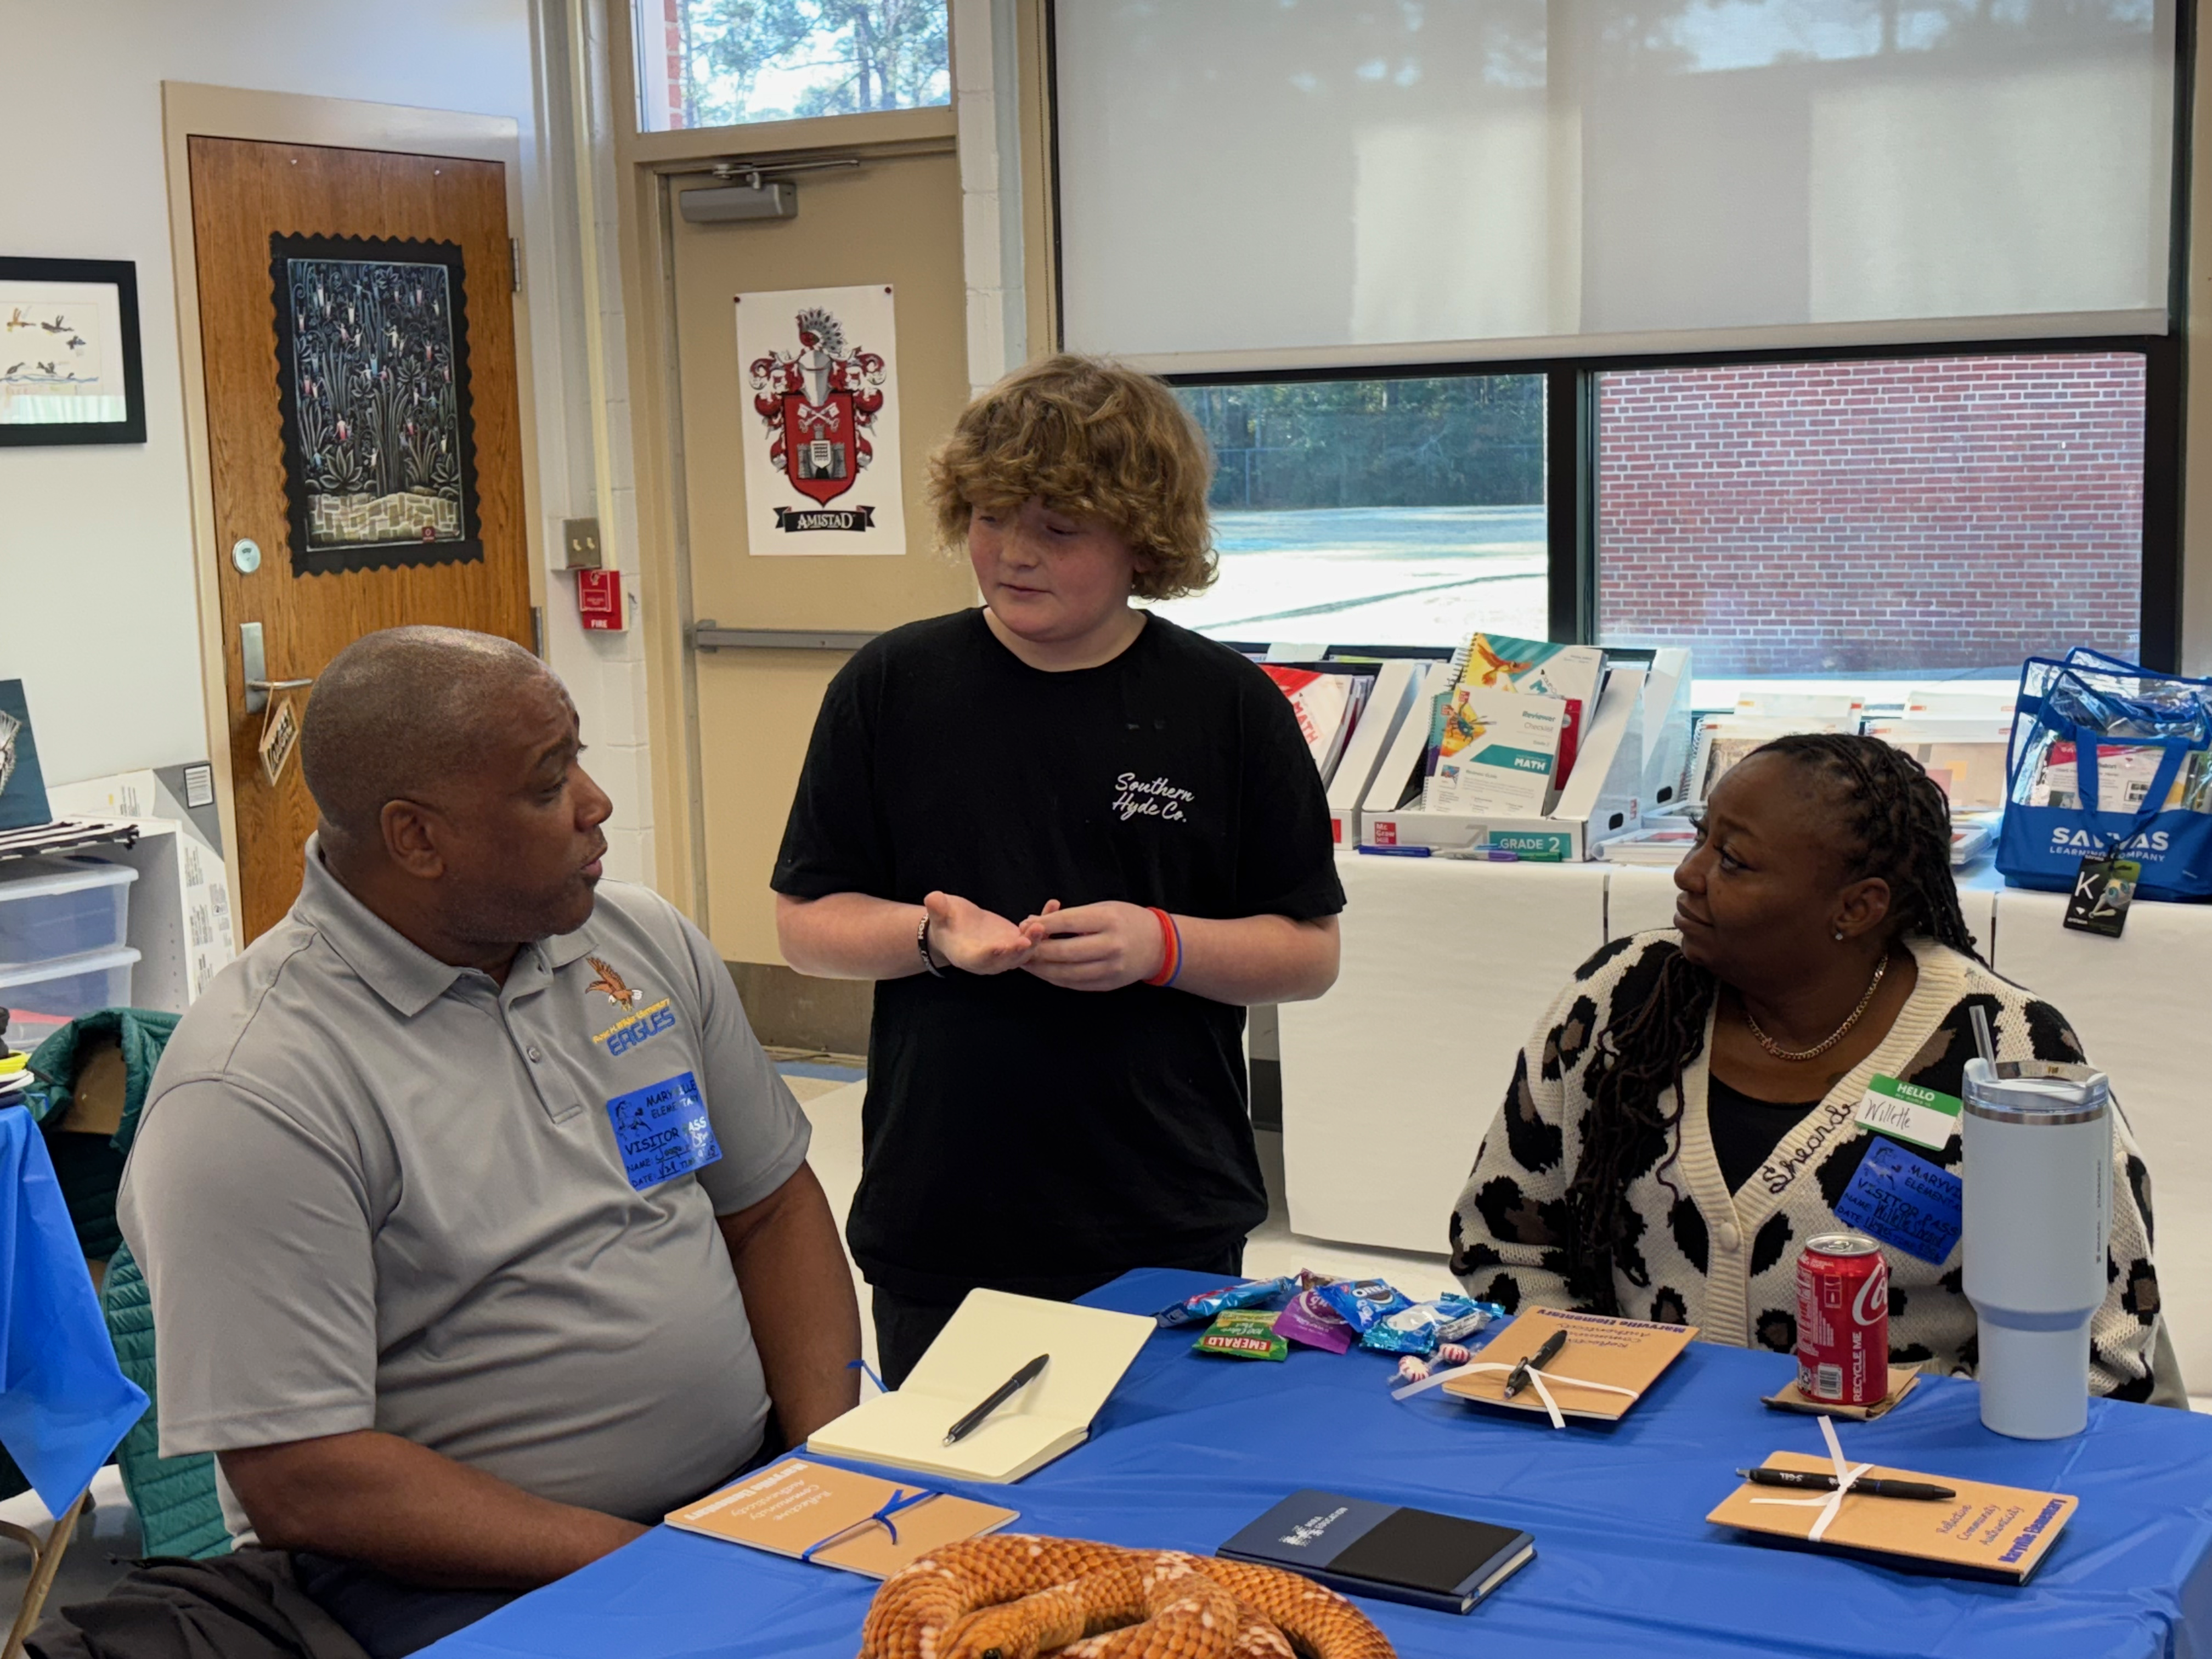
[1449, 733, 2181, 1402]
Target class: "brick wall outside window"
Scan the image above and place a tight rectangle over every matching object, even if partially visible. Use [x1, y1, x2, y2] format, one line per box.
[1596, 353, 2145, 677]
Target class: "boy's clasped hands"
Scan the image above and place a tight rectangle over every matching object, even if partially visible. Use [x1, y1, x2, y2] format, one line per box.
[922, 890, 1168, 991]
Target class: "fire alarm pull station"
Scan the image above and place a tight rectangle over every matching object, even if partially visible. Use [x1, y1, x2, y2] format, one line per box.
[577, 568, 625, 631]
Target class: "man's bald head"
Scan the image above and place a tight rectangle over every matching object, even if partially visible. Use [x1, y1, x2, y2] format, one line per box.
[300, 626, 560, 852]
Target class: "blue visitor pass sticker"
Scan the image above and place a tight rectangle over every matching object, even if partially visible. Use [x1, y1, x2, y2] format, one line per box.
[606, 1070, 723, 1191]
[1833, 1138, 1962, 1265]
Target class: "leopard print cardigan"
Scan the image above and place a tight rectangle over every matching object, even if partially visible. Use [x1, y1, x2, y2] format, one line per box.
[1448, 930, 2162, 1398]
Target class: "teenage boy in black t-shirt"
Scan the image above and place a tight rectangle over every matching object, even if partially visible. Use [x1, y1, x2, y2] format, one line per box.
[772, 355, 1345, 1385]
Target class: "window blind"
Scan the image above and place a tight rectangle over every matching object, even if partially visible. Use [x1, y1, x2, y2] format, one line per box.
[1053, 1, 2175, 369]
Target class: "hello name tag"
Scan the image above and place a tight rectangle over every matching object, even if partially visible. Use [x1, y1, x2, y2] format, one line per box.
[1854, 1074, 1962, 1153]
[605, 1070, 723, 1192]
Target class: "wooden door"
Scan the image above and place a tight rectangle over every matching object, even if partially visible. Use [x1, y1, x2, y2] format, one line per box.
[189, 136, 532, 942]
[670, 148, 974, 965]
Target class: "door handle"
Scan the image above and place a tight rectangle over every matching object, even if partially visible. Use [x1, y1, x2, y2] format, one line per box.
[240, 623, 315, 715]
[690, 617, 879, 652]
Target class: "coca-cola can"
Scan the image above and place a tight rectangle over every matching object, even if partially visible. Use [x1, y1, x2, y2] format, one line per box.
[1796, 1232, 1890, 1406]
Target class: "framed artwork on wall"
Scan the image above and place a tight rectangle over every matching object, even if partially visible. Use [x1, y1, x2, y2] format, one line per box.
[0, 257, 147, 447]
[269, 233, 483, 576]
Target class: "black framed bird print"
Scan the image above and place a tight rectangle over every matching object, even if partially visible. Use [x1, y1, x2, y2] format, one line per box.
[0, 257, 147, 447]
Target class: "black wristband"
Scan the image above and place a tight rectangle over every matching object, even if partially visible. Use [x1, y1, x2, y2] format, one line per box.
[917, 913, 947, 978]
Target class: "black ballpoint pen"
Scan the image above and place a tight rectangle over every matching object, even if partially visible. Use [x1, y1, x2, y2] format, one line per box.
[944, 1354, 1051, 1446]
[1736, 1468, 1957, 1501]
[1503, 1329, 1567, 1398]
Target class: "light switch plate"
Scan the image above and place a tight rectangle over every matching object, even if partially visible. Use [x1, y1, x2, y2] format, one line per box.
[561, 517, 604, 570]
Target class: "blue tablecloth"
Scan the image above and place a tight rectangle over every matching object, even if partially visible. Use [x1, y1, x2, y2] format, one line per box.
[425, 1269, 2212, 1659]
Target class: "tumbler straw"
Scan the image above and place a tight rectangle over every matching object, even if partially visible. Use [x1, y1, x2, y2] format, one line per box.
[1970, 1005, 1997, 1065]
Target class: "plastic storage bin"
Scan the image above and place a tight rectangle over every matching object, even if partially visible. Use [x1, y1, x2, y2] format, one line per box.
[0, 856, 137, 967]
[0, 945, 141, 1051]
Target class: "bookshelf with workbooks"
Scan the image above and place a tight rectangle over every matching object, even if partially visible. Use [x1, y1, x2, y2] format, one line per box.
[1250, 654, 1433, 848]
[1348, 632, 1679, 861]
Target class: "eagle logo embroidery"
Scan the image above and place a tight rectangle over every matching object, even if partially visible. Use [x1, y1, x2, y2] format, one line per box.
[586, 956, 645, 1008]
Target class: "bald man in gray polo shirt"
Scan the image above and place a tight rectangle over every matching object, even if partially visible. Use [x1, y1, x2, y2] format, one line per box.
[116, 627, 860, 1658]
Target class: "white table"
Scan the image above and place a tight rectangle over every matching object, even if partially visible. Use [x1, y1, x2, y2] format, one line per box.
[1279, 853, 2212, 1380]
[1988, 886, 2212, 1381]
[1277, 856, 1609, 1254]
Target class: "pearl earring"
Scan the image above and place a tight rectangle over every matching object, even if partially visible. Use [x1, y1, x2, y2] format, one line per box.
[1833, 928, 1845, 942]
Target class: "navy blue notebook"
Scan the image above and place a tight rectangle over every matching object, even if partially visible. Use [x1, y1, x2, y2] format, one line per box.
[1218, 1489, 1534, 1614]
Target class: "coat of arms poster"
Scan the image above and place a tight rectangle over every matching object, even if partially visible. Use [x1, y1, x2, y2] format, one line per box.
[735, 283, 906, 556]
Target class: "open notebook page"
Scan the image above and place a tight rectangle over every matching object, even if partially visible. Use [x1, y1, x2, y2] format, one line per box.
[807, 1290, 1155, 1482]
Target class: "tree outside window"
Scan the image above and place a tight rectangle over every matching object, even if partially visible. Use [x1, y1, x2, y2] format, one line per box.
[651, 0, 950, 130]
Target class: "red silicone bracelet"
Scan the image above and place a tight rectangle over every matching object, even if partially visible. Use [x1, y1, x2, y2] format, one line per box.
[1143, 906, 1180, 986]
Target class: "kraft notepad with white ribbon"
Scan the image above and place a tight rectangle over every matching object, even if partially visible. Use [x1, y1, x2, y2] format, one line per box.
[1707, 1417, 2078, 1584]
[665, 1457, 1018, 1577]
[1396, 1308, 1697, 1426]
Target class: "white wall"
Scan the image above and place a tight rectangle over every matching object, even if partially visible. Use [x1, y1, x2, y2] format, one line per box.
[0, 0, 651, 887]
[951, 0, 1027, 394]
[529, 0, 658, 889]
[0, 0, 541, 784]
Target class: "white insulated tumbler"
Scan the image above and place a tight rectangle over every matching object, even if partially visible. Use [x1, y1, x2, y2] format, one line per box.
[1962, 1059, 2113, 1440]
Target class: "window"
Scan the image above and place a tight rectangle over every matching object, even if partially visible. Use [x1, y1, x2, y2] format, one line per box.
[635, 0, 949, 133]
[1048, 7, 2179, 678]
[1595, 352, 2148, 679]
[1151, 375, 1547, 647]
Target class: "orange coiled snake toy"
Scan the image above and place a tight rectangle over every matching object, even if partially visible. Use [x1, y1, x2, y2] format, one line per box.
[859, 1536, 1398, 1659]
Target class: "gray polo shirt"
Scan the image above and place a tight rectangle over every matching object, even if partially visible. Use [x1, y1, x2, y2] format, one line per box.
[116, 844, 810, 1542]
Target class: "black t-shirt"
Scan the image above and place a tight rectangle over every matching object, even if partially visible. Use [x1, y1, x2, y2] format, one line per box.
[1706, 1075, 1823, 1196]
[772, 609, 1345, 1301]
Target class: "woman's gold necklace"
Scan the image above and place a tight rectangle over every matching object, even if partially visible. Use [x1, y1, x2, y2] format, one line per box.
[1743, 953, 1889, 1062]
